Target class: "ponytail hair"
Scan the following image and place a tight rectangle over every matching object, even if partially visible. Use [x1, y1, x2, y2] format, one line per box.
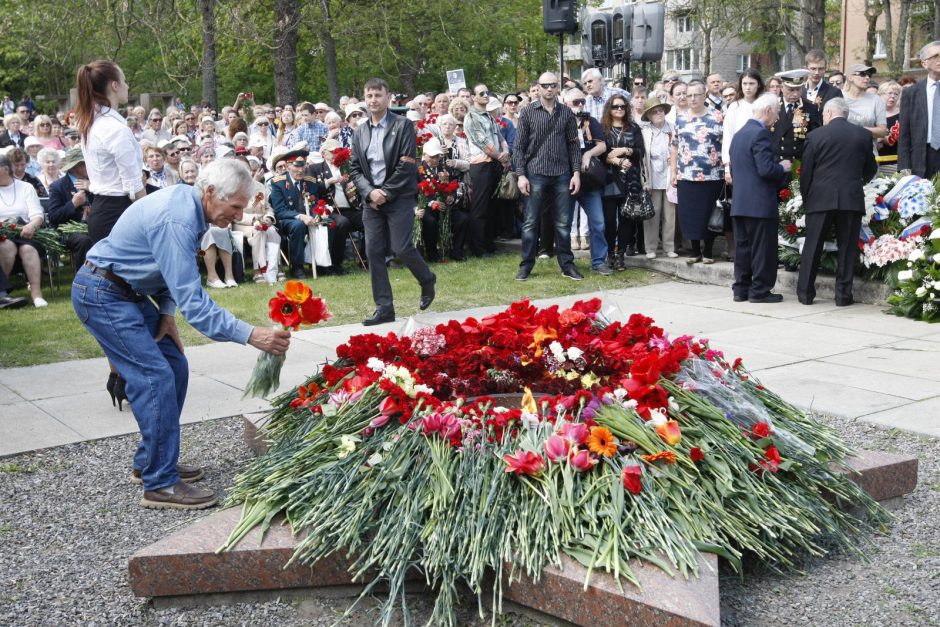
[75, 60, 122, 142]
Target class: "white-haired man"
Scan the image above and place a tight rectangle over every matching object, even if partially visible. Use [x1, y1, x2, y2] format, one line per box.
[728, 93, 791, 303]
[72, 159, 291, 510]
[582, 68, 629, 121]
[898, 40, 940, 179]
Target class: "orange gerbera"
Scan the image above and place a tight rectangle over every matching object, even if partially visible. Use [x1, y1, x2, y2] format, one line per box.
[641, 451, 677, 465]
[586, 426, 618, 458]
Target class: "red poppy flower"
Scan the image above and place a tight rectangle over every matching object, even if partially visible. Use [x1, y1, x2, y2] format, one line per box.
[300, 296, 331, 325]
[269, 295, 303, 329]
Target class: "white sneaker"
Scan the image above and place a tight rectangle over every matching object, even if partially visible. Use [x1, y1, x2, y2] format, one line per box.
[538, 253, 549, 260]
[647, 252, 656, 259]
[206, 279, 226, 289]
[224, 279, 238, 288]
[667, 252, 679, 258]
[33, 297, 48, 308]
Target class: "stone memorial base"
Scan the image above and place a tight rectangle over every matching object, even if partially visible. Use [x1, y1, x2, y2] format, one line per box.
[127, 417, 917, 626]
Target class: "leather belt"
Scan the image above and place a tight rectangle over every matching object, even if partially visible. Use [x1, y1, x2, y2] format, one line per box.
[83, 261, 144, 301]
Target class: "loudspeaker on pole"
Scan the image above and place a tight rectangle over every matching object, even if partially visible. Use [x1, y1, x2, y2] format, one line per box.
[543, 0, 578, 34]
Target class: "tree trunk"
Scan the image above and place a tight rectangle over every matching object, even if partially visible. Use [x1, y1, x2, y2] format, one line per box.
[274, 0, 299, 106]
[934, 0, 940, 40]
[197, 0, 217, 108]
[702, 28, 712, 75]
[883, 0, 893, 68]
[808, 0, 826, 49]
[318, 0, 340, 108]
[864, 1, 883, 64]
[893, 0, 910, 70]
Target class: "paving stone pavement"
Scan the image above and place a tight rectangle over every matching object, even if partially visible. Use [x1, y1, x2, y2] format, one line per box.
[1, 281, 938, 457]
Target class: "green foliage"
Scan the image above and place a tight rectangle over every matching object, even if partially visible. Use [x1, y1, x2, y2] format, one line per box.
[0, 0, 557, 106]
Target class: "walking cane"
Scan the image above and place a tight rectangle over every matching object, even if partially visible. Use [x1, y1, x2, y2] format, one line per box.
[332, 203, 367, 270]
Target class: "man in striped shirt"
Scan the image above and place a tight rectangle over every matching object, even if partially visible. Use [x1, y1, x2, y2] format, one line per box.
[513, 72, 583, 282]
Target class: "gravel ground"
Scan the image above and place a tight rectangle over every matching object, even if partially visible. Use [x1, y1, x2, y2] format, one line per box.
[0, 413, 937, 627]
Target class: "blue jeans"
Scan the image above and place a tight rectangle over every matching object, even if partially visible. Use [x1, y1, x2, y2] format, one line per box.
[72, 267, 188, 490]
[572, 189, 607, 268]
[520, 173, 574, 270]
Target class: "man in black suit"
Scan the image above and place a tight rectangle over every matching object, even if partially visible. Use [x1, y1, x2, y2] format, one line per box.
[898, 40, 940, 179]
[797, 98, 878, 307]
[771, 70, 822, 165]
[729, 94, 792, 303]
[802, 49, 842, 109]
[350, 77, 435, 326]
[46, 146, 94, 269]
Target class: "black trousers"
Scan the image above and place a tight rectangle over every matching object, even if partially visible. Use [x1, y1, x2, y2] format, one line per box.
[87, 195, 133, 243]
[0, 266, 11, 293]
[467, 162, 500, 255]
[64, 232, 94, 271]
[797, 210, 862, 304]
[927, 145, 940, 179]
[363, 196, 435, 313]
[732, 216, 778, 299]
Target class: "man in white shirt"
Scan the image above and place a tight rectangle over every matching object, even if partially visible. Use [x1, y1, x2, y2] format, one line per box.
[898, 40, 940, 178]
[582, 68, 629, 121]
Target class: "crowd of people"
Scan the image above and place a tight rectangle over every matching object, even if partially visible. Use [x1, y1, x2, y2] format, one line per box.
[1, 44, 939, 313]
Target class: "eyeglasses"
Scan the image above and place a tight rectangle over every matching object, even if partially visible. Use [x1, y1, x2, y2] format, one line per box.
[570, 99, 586, 106]
[925, 52, 940, 62]
[687, 92, 705, 99]
[315, 109, 328, 114]
[540, 83, 558, 89]
[151, 118, 163, 122]
[38, 123, 51, 127]
[257, 122, 269, 126]
[633, 80, 644, 86]
[610, 104, 627, 110]
[165, 151, 178, 157]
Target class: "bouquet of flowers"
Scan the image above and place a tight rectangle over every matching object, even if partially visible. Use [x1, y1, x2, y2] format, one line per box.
[303, 196, 335, 227]
[0, 221, 66, 254]
[57, 221, 89, 236]
[242, 281, 331, 398]
[413, 166, 459, 256]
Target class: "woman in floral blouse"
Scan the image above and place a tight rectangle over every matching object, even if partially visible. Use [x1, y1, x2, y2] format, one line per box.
[670, 80, 724, 264]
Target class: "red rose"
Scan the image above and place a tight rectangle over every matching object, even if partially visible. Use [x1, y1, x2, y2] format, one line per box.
[778, 189, 791, 201]
[785, 223, 799, 235]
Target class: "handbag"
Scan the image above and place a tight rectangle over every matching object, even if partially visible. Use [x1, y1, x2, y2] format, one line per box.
[580, 156, 607, 191]
[707, 184, 730, 233]
[620, 178, 654, 220]
[495, 171, 520, 200]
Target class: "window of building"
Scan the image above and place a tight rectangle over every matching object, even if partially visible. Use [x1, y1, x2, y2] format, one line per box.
[669, 48, 697, 71]
[676, 14, 693, 34]
[874, 32, 887, 59]
[737, 54, 751, 73]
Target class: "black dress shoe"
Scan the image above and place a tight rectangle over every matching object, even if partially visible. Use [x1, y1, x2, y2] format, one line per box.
[0, 294, 27, 309]
[419, 275, 436, 311]
[363, 309, 395, 326]
[749, 293, 784, 303]
[331, 265, 346, 276]
[561, 266, 584, 281]
[515, 267, 531, 281]
[798, 296, 814, 305]
[835, 297, 854, 307]
[733, 294, 747, 302]
[290, 268, 307, 279]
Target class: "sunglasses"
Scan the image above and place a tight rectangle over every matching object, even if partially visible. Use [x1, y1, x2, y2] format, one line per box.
[38, 123, 51, 127]
[475, 91, 488, 97]
[166, 151, 178, 157]
[151, 118, 163, 122]
[504, 99, 518, 105]
[570, 99, 586, 106]
[540, 83, 558, 89]
[348, 112, 363, 119]
[315, 109, 328, 114]
[178, 147, 192, 153]
[610, 104, 627, 110]
[257, 122, 269, 126]
[633, 81, 644, 85]
[664, 77, 679, 82]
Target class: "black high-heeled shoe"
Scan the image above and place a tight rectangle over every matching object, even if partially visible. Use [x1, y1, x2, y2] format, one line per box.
[113, 376, 127, 412]
[107, 372, 118, 407]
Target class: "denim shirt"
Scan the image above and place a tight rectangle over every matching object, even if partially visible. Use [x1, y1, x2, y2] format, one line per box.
[86, 185, 254, 344]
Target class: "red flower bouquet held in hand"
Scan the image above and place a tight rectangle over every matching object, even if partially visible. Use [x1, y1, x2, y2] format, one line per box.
[243, 281, 331, 398]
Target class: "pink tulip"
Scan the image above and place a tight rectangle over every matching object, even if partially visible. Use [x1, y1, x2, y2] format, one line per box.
[370, 414, 391, 428]
[568, 448, 598, 472]
[544, 434, 570, 462]
[558, 422, 589, 445]
[503, 450, 545, 476]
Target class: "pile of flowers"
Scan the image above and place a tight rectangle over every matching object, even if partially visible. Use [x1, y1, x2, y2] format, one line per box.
[888, 177, 940, 321]
[778, 172, 935, 282]
[223, 299, 887, 626]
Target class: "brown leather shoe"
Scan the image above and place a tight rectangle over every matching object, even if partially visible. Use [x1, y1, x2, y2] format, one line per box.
[141, 480, 218, 510]
[131, 463, 204, 485]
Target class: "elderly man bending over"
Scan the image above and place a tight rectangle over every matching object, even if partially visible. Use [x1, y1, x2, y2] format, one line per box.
[73, 159, 291, 510]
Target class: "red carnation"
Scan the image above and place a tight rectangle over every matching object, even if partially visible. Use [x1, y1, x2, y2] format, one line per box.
[785, 223, 799, 235]
[690, 447, 705, 462]
[778, 189, 791, 201]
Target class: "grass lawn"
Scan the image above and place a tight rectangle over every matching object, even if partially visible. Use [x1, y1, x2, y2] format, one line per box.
[0, 252, 665, 368]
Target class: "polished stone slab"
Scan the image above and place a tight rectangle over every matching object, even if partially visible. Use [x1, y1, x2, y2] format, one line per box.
[128, 445, 916, 626]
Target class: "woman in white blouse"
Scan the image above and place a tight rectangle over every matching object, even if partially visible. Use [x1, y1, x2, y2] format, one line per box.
[720, 68, 765, 259]
[0, 153, 47, 306]
[74, 60, 145, 242]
